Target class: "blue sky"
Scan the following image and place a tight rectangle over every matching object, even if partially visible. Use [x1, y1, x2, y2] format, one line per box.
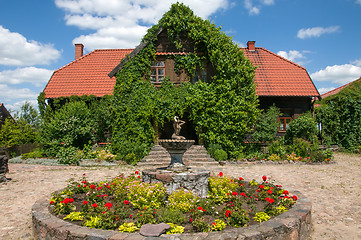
[1, 0, 361, 112]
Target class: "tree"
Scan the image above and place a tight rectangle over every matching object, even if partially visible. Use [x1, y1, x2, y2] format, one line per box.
[251, 106, 281, 143]
[14, 101, 40, 128]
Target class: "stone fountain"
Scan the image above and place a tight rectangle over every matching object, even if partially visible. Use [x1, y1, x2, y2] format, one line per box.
[142, 116, 210, 197]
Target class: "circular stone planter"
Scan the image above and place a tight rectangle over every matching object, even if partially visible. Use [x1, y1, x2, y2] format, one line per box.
[32, 190, 312, 240]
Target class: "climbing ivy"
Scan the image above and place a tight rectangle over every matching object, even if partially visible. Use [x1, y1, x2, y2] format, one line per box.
[112, 3, 260, 161]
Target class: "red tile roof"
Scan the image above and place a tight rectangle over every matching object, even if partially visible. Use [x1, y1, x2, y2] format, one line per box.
[321, 77, 361, 98]
[44, 45, 319, 98]
[44, 49, 132, 98]
[242, 47, 319, 97]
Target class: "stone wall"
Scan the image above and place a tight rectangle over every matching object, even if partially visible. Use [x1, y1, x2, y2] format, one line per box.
[0, 148, 8, 182]
[32, 190, 312, 240]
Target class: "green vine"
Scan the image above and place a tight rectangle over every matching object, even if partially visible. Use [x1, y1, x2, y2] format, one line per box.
[111, 3, 260, 161]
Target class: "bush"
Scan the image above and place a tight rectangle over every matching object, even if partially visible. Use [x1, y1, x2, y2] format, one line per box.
[213, 149, 228, 161]
[0, 118, 37, 148]
[56, 146, 82, 165]
[41, 101, 95, 157]
[251, 106, 280, 143]
[285, 112, 317, 144]
[286, 138, 311, 158]
[21, 148, 45, 159]
[207, 143, 222, 158]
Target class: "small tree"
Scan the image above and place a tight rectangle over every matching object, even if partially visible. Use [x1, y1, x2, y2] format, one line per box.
[41, 101, 95, 156]
[0, 118, 37, 148]
[285, 112, 317, 144]
[251, 106, 280, 143]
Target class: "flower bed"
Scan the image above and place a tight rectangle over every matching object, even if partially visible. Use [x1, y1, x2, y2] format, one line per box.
[43, 172, 303, 235]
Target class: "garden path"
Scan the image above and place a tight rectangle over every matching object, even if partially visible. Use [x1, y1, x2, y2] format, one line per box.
[0, 153, 360, 240]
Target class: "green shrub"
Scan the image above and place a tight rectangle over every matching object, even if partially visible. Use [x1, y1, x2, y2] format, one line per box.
[268, 139, 287, 157]
[213, 149, 228, 161]
[191, 217, 211, 232]
[285, 112, 317, 144]
[21, 148, 45, 159]
[168, 188, 198, 213]
[207, 143, 222, 158]
[158, 208, 187, 225]
[41, 101, 95, 157]
[286, 138, 311, 158]
[56, 146, 81, 165]
[0, 118, 37, 148]
[251, 106, 281, 143]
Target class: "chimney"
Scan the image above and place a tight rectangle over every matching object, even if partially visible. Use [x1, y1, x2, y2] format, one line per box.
[247, 41, 256, 51]
[75, 43, 84, 59]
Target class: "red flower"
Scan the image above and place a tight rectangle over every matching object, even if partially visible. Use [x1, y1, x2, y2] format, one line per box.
[267, 190, 273, 195]
[190, 218, 193, 222]
[90, 184, 96, 189]
[103, 211, 106, 214]
[92, 203, 98, 208]
[239, 177, 244, 181]
[219, 172, 223, 177]
[269, 198, 275, 204]
[78, 185, 81, 187]
[240, 183, 244, 187]
[284, 196, 290, 199]
[292, 195, 298, 201]
[259, 185, 264, 189]
[138, 176, 141, 178]
[49, 201, 54, 205]
[129, 214, 132, 218]
[97, 187, 102, 191]
[197, 206, 206, 212]
[69, 198, 74, 203]
[135, 171, 139, 175]
[262, 176, 267, 181]
[83, 173, 86, 175]
[283, 190, 289, 195]
[83, 184, 87, 188]
[232, 191, 238, 196]
[124, 200, 130, 205]
[240, 192, 246, 197]
[63, 198, 70, 204]
[105, 202, 112, 209]
[83, 201, 88, 205]
[225, 210, 232, 217]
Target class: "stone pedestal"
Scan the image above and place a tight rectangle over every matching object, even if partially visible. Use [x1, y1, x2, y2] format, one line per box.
[142, 169, 210, 198]
[158, 139, 195, 170]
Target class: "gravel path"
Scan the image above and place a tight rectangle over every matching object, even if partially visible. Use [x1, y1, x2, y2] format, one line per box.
[0, 153, 360, 240]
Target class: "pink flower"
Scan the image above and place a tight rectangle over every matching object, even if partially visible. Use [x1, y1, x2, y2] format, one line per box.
[262, 176, 267, 181]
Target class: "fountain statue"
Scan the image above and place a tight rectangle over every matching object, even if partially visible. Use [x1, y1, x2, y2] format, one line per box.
[142, 116, 210, 197]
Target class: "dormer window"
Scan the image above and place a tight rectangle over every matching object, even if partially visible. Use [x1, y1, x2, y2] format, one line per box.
[151, 61, 165, 83]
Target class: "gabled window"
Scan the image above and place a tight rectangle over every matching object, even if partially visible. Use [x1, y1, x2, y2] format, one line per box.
[151, 61, 165, 83]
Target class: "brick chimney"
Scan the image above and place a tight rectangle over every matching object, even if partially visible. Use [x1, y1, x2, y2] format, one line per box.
[247, 41, 256, 51]
[75, 43, 84, 59]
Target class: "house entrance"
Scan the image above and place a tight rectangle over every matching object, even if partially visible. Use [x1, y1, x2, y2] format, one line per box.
[159, 113, 198, 144]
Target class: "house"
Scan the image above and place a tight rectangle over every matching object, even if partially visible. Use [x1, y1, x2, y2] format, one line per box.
[0, 103, 13, 130]
[320, 77, 361, 99]
[43, 40, 319, 132]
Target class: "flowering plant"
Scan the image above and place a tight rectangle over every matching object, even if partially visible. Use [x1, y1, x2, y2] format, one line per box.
[51, 172, 297, 234]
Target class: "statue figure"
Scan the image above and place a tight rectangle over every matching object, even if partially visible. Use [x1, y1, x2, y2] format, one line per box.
[171, 116, 186, 140]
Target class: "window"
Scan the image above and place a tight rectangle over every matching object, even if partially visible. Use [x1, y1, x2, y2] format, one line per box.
[192, 68, 207, 83]
[279, 110, 293, 131]
[279, 117, 292, 131]
[151, 61, 165, 83]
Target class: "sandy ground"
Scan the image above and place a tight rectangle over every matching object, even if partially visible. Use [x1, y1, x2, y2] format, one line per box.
[0, 152, 360, 240]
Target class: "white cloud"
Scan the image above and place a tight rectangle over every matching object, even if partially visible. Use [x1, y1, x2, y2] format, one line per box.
[55, 0, 229, 50]
[356, 0, 361, 6]
[297, 26, 340, 39]
[0, 67, 53, 87]
[351, 59, 361, 67]
[0, 26, 61, 66]
[311, 64, 361, 85]
[277, 50, 308, 65]
[244, 0, 275, 15]
[0, 84, 39, 101]
[318, 87, 336, 95]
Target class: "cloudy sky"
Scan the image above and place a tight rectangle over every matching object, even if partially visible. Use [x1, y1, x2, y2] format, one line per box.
[0, 0, 361, 112]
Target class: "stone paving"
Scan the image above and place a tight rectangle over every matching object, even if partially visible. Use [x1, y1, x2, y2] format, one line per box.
[0, 152, 360, 240]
